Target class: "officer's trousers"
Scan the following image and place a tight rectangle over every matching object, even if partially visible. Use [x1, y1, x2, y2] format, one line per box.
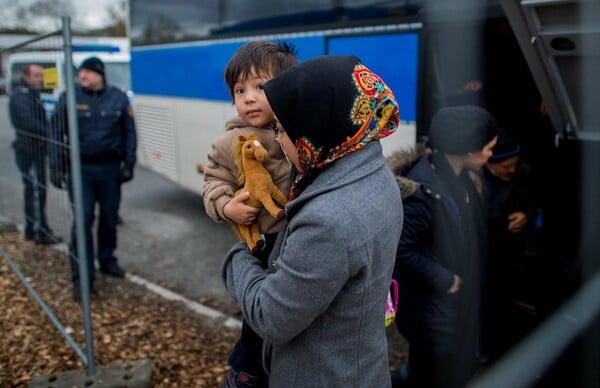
[69, 161, 121, 286]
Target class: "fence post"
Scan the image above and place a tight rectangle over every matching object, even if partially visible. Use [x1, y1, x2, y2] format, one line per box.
[62, 15, 96, 377]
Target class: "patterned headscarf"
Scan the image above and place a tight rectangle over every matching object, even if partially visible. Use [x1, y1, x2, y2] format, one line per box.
[264, 55, 400, 199]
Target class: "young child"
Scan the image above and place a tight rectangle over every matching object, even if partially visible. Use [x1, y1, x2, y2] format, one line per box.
[200, 40, 297, 388]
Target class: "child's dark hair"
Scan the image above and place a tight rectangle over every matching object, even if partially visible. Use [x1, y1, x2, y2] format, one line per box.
[224, 40, 298, 99]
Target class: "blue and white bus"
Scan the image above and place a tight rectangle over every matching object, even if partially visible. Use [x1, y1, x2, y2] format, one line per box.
[129, 1, 423, 193]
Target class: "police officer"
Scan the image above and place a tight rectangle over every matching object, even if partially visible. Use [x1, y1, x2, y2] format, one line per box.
[9, 63, 62, 244]
[51, 56, 137, 299]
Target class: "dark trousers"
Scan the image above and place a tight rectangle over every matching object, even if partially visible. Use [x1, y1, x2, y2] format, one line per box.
[228, 320, 268, 379]
[14, 144, 49, 238]
[404, 345, 479, 388]
[69, 161, 121, 286]
[227, 232, 278, 382]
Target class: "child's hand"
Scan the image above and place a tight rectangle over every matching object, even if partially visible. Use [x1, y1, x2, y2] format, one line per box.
[224, 192, 261, 225]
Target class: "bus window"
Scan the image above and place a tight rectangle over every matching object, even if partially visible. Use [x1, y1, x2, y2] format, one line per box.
[104, 62, 132, 92]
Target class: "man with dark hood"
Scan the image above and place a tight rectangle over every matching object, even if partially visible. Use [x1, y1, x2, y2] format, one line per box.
[389, 105, 498, 387]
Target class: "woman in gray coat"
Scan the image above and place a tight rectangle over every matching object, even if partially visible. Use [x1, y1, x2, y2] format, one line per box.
[221, 55, 403, 387]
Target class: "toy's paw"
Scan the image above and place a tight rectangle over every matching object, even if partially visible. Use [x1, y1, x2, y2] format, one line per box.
[276, 209, 285, 218]
[251, 239, 264, 254]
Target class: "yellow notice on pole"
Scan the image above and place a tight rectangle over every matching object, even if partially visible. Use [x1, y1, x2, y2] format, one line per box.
[43, 67, 59, 89]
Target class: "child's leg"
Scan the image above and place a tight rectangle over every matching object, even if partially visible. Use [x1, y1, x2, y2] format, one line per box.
[227, 320, 268, 383]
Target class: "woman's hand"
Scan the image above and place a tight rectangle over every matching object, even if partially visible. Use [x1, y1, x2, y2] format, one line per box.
[448, 274, 463, 294]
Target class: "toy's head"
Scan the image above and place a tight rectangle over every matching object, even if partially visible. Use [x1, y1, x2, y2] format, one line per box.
[240, 134, 268, 162]
[233, 133, 268, 185]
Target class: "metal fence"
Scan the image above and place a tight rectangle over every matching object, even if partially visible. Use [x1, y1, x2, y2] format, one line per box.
[0, 17, 96, 375]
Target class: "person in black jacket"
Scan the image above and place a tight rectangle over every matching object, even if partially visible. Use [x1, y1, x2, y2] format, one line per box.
[481, 130, 537, 363]
[51, 57, 137, 300]
[390, 105, 498, 388]
[9, 63, 62, 244]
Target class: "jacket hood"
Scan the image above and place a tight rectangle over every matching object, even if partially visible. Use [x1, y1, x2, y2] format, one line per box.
[225, 115, 274, 132]
[386, 144, 429, 199]
[285, 141, 387, 218]
[225, 116, 248, 131]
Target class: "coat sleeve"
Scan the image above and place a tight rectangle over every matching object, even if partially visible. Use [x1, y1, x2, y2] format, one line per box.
[119, 93, 137, 164]
[9, 91, 47, 137]
[221, 214, 350, 345]
[201, 134, 239, 223]
[48, 93, 70, 171]
[395, 192, 455, 293]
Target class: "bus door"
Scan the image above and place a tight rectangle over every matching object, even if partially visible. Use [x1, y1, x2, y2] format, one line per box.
[502, 0, 600, 386]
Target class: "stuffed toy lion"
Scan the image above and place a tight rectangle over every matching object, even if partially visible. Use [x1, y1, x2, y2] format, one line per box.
[231, 133, 287, 253]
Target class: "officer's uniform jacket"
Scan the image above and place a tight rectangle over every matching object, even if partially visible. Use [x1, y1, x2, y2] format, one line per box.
[52, 84, 136, 165]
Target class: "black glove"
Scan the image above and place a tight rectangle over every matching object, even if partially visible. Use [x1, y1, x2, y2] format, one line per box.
[50, 168, 68, 189]
[120, 161, 135, 183]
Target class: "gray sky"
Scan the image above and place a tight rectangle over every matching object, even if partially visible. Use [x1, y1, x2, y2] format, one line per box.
[0, 0, 121, 31]
[73, 0, 120, 28]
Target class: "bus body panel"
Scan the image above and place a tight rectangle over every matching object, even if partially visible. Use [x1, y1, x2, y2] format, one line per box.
[131, 28, 421, 191]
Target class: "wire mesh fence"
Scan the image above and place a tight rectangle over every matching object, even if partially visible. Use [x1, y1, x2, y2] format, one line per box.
[2, 35, 70, 246]
[1, 18, 97, 375]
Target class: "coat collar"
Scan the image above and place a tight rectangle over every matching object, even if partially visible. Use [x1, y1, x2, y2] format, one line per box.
[285, 141, 386, 218]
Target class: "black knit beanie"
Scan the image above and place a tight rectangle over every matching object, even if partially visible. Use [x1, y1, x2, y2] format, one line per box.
[429, 105, 499, 155]
[79, 57, 105, 77]
[489, 129, 520, 162]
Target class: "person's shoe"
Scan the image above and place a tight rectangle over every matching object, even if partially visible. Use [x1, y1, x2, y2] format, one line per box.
[100, 263, 125, 278]
[222, 369, 267, 388]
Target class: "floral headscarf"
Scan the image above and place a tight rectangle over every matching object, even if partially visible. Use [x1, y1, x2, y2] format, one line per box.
[264, 55, 400, 199]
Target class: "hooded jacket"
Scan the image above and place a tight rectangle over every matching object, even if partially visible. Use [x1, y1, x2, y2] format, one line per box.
[201, 116, 291, 234]
[389, 147, 485, 363]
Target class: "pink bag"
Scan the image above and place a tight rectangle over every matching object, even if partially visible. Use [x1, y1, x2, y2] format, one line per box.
[385, 279, 399, 327]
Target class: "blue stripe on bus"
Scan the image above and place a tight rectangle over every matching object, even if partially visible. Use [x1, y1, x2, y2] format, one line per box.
[131, 36, 324, 101]
[72, 44, 121, 53]
[131, 32, 418, 121]
[328, 33, 418, 122]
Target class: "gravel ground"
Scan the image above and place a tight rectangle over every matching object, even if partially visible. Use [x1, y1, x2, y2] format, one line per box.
[0, 230, 407, 387]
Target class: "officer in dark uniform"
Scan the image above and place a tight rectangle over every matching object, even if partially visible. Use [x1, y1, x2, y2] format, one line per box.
[9, 63, 62, 244]
[50, 57, 136, 298]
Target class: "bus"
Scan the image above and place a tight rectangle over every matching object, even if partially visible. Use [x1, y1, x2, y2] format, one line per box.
[129, 1, 422, 194]
[129, 1, 599, 386]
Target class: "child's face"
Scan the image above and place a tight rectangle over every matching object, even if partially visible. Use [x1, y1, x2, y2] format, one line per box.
[233, 70, 275, 128]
